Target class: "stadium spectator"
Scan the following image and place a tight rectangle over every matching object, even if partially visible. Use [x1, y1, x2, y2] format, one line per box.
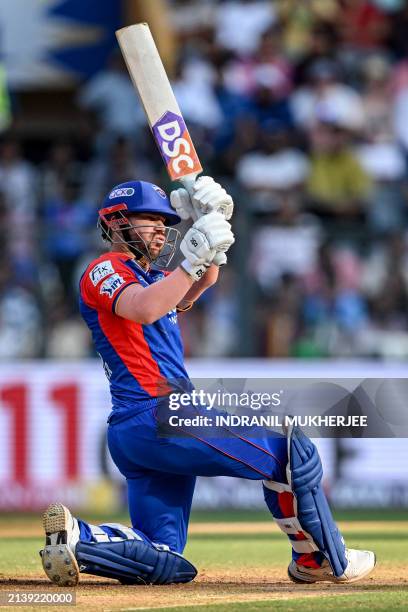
[362, 232, 408, 329]
[223, 25, 293, 100]
[276, 0, 339, 62]
[237, 122, 308, 212]
[40, 141, 85, 202]
[200, 268, 239, 357]
[337, 0, 391, 52]
[173, 58, 224, 131]
[360, 54, 394, 143]
[215, 0, 277, 55]
[43, 177, 95, 309]
[291, 59, 365, 132]
[3, 0, 408, 359]
[299, 242, 369, 357]
[0, 137, 39, 283]
[77, 51, 145, 152]
[305, 120, 371, 225]
[0, 261, 42, 359]
[393, 85, 408, 158]
[388, 1, 408, 60]
[293, 21, 340, 86]
[82, 137, 157, 206]
[45, 299, 92, 359]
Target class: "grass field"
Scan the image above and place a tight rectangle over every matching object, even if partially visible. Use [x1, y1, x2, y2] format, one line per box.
[0, 510, 407, 611]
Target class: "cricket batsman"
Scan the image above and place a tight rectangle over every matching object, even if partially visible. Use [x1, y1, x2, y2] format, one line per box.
[40, 176, 376, 587]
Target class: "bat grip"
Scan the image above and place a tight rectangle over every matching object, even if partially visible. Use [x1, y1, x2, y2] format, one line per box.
[180, 175, 199, 221]
[180, 175, 226, 267]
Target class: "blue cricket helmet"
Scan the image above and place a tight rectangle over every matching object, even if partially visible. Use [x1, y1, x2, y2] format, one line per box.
[99, 180, 181, 226]
[98, 180, 181, 268]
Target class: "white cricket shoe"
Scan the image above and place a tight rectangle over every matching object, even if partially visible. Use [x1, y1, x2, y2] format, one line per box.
[288, 548, 376, 584]
[40, 503, 80, 586]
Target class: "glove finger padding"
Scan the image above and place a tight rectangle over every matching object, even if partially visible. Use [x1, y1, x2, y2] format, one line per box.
[193, 183, 225, 204]
[170, 188, 194, 220]
[201, 194, 234, 220]
[193, 211, 231, 232]
[193, 212, 234, 250]
[192, 177, 234, 220]
[193, 175, 215, 190]
[204, 228, 235, 251]
[180, 227, 216, 266]
[214, 251, 227, 266]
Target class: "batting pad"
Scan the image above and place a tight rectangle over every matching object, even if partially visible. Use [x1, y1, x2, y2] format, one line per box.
[264, 426, 348, 578]
[76, 539, 197, 585]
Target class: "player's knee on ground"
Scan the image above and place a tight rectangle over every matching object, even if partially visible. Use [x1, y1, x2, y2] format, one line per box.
[263, 425, 347, 578]
[76, 538, 197, 585]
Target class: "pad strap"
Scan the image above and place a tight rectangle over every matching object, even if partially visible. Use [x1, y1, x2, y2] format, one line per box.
[263, 480, 318, 554]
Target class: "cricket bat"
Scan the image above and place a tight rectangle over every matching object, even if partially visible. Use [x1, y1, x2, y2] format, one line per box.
[115, 22, 202, 194]
[116, 22, 226, 264]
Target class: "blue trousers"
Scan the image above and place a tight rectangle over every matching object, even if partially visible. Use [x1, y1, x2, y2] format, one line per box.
[106, 404, 289, 554]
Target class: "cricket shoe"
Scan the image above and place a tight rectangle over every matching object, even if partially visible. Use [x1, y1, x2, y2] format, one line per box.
[288, 548, 376, 584]
[40, 503, 80, 586]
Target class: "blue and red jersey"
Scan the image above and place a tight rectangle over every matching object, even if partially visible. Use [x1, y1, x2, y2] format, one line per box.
[79, 252, 190, 411]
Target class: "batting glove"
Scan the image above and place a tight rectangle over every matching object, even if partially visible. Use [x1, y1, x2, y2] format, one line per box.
[170, 177, 234, 267]
[170, 177, 234, 222]
[180, 228, 216, 282]
[193, 211, 235, 252]
[180, 212, 234, 281]
[192, 176, 234, 220]
[170, 188, 195, 221]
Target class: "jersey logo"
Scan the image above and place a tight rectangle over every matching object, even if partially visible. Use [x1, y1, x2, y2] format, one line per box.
[100, 273, 125, 298]
[89, 260, 115, 286]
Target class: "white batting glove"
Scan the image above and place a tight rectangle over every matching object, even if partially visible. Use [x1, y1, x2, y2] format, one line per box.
[180, 228, 216, 281]
[193, 211, 234, 252]
[192, 176, 234, 220]
[171, 178, 234, 267]
[170, 188, 194, 221]
[170, 178, 234, 222]
[180, 212, 234, 281]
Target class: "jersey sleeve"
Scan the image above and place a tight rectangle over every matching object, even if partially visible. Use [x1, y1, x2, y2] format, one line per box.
[80, 255, 139, 313]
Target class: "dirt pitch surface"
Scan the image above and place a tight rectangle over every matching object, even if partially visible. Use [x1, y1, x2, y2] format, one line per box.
[0, 564, 400, 612]
[0, 520, 405, 611]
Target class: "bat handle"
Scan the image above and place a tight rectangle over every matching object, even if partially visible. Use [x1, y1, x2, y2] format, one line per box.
[179, 174, 198, 192]
[180, 174, 200, 222]
[180, 174, 226, 267]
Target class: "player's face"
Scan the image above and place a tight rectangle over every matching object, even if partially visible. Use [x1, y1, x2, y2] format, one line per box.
[127, 213, 167, 258]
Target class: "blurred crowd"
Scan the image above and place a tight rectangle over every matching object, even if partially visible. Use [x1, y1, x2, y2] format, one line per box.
[2, 0, 408, 359]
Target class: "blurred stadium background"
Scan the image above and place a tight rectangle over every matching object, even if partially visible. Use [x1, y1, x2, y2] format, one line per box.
[0, 0, 408, 515]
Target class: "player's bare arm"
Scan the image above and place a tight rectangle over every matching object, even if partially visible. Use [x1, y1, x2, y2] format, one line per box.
[177, 263, 219, 312]
[116, 263, 219, 323]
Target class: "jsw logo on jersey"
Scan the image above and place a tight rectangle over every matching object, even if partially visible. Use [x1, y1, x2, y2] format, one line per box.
[153, 111, 202, 181]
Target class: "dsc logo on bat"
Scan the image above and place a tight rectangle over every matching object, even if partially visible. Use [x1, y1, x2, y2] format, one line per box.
[153, 111, 202, 180]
